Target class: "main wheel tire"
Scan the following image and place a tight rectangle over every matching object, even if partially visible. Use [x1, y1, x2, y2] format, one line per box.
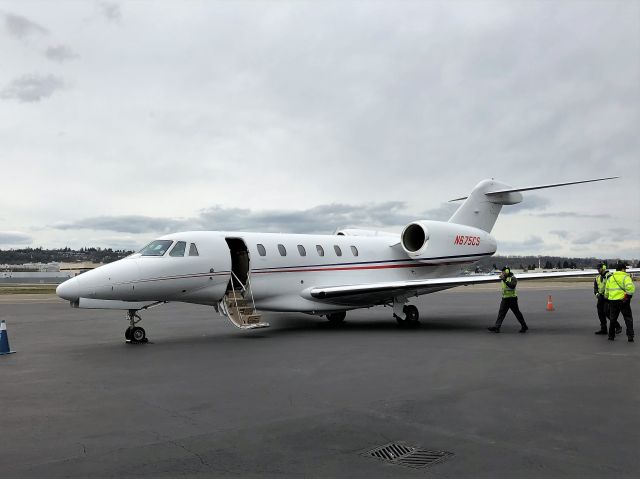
[125, 327, 132, 340]
[131, 326, 146, 342]
[327, 312, 346, 323]
[403, 305, 420, 325]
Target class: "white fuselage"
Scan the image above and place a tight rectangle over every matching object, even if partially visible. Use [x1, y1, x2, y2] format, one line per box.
[57, 224, 497, 313]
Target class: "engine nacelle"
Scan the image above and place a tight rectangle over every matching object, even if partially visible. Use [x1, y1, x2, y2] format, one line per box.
[400, 220, 497, 261]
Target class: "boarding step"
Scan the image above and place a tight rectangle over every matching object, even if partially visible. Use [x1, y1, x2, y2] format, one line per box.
[222, 293, 269, 330]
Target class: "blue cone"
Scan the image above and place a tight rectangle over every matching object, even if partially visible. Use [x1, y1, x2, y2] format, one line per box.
[0, 319, 16, 355]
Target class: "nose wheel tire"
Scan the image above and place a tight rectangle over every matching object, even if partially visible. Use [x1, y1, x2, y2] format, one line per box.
[125, 327, 132, 340]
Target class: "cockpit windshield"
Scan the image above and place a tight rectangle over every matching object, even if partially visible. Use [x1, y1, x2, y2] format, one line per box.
[138, 240, 174, 256]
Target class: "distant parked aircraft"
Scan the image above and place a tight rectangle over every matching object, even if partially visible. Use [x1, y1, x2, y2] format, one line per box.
[57, 177, 635, 342]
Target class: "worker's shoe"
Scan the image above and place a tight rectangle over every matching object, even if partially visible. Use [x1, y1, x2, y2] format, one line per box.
[487, 327, 500, 333]
[595, 329, 608, 335]
[629, 337, 634, 343]
[519, 325, 529, 333]
[608, 336, 615, 341]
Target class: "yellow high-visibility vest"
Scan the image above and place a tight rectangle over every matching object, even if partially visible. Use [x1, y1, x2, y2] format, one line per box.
[595, 274, 608, 295]
[605, 271, 635, 300]
[502, 276, 517, 298]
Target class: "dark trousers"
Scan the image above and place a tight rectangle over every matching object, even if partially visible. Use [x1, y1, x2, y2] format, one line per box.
[495, 297, 527, 329]
[608, 300, 634, 339]
[596, 296, 610, 330]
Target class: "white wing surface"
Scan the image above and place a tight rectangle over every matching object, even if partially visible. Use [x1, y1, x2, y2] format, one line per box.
[306, 268, 639, 305]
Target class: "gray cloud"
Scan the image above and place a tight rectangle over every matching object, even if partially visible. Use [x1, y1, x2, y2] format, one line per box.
[536, 212, 612, 219]
[550, 230, 570, 239]
[422, 203, 459, 221]
[53, 202, 416, 235]
[44, 45, 77, 62]
[0, 74, 64, 102]
[505, 194, 551, 214]
[99, 2, 122, 23]
[55, 215, 188, 235]
[0, 231, 32, 245]
[572, 231, 602, 245]
[610, 228, 633, 236]
[499, 235, 559, 253]
[3, 12, 48, 40]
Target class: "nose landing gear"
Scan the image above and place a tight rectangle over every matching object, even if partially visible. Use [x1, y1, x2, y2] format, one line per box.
[125, 309, 148, 344]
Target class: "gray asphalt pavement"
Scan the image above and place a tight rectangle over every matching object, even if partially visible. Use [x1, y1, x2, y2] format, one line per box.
[1, 283, 638, 478]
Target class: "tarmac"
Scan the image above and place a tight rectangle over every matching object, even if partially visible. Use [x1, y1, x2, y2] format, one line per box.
[1, 282, 638, 478]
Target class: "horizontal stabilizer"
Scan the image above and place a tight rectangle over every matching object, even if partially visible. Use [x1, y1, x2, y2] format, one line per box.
[449, 177, 618, 202]
[484, 177, 619, 196]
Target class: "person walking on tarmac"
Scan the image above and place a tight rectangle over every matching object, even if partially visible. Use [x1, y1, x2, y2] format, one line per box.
[605, 262, 635, 342]
[488, 266, 529, 333]
[594, 263, 621, 335]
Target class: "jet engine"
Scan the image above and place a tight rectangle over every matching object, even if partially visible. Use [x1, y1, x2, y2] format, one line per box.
[400, 220, 497, 262]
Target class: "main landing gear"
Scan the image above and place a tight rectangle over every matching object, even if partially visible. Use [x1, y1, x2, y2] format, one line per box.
[326, 311, 347, 323]
[125, 309, 148, 344]
[393, 299, 420, 327]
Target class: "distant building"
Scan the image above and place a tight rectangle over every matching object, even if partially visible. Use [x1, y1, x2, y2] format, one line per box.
[59, 262, 103, 276]
[0, 262, 61, 272]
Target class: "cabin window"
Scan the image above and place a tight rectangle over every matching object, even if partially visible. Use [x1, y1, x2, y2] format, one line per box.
[334, 245, 342, 256]
[257, 244, 266, 256]
[316, 245, 324, 257]
[139, 240, 173, 256]
[278, 244, 287, 256]
[350, 245, 358, 256]
[297, 245, 306, 256]
[169, 241, 187, 257]
[189, 243, 199, 256]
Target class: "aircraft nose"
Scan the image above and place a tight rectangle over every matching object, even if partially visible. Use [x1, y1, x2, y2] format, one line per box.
[56, 277, 80, 301]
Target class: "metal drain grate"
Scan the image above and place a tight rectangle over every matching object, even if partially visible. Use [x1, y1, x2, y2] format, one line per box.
[362, 442, 453, 469]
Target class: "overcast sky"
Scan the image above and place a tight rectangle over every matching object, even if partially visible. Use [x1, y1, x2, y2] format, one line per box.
[1, 0, 638, 258]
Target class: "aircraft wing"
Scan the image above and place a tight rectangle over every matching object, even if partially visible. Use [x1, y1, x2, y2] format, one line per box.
[306, 268, 640, 305]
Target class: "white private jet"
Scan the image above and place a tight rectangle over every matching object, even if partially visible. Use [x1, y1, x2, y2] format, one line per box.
[56, 177, 633, 343]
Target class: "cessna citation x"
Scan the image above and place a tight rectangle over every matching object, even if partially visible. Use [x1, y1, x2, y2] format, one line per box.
[57, 177, 634, 343]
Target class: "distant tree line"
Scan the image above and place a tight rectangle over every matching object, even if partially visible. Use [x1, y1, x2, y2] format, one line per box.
[0, 247, 134, 265]
[474, 255, 639, 273]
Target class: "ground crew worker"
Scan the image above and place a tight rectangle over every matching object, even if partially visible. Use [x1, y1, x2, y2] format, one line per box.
[605, 262, 635, 342]
[594, 263, 620, 335]
[488, 266, 529, 333]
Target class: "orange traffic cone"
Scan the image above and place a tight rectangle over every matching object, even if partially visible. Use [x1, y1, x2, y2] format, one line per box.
[546, 295, 555, 311]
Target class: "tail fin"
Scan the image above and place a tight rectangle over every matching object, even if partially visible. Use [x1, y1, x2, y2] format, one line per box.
[448, 177, 617, 233]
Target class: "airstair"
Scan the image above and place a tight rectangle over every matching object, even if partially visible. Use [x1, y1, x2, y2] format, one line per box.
[219, 272, 269, 330]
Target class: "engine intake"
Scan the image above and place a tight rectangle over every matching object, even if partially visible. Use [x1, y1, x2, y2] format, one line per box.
[401, 221, 430, 255]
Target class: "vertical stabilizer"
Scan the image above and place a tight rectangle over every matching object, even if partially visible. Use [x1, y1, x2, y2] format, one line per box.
[448, 179, 521, 232]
